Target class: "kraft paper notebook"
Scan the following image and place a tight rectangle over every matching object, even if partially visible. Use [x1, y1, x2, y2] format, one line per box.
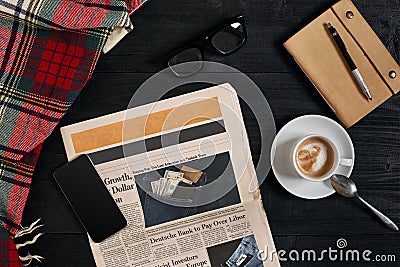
[284, 0, 400, 128]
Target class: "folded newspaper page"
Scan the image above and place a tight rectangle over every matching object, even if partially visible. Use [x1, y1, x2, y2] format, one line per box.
[60, 84, 280, 267]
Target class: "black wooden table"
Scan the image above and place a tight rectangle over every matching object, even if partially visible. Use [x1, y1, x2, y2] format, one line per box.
[21, 1, 400, 266]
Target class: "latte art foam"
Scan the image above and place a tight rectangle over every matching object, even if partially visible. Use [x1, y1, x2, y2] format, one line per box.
[295, 137, 335, 178]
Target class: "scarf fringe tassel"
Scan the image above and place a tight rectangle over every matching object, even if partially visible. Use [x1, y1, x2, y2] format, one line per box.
[15, 219, 44, 266]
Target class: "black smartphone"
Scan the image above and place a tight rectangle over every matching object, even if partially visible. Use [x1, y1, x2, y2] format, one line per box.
[53, 154, 127, 242]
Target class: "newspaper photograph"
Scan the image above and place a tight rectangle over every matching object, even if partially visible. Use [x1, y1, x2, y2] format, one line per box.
[60, 84, 279, 267]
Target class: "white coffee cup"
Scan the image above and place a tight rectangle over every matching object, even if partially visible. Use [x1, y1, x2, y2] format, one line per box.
[291, 135, 353, 181]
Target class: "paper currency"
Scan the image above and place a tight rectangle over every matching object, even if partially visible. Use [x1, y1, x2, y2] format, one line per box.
[165, 170, 192, 185]
[163, 182, 177, 196]
[150, 170, 193, 196]
[150, 180, 159, 194]
[164, 170, 184, 179]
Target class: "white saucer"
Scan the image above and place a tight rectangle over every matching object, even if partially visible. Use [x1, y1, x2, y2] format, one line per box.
[271, 115, 355, 199]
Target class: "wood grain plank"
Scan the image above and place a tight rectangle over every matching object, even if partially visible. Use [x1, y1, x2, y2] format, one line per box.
[19, 0, 400, 265]
[94, 0, 399, 73]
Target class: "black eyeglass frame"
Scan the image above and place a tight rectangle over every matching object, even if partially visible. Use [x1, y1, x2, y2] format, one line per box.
[164, 15, 247, 67]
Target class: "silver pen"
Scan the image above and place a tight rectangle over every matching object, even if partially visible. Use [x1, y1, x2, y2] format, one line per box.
[327, 23, 372, 100]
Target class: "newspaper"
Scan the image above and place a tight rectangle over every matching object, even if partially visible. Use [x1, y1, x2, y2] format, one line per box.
[60, 84, 280, 267]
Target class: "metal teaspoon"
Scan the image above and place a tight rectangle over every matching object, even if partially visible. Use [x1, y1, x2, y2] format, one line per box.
[330, 174, 399, 231]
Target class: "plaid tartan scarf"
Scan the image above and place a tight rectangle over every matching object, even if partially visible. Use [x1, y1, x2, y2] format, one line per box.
[0, 0, 146, 266]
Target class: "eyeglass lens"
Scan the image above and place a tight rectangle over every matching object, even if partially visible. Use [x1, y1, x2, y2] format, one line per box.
[211, 22, 245, 54]
[167, 19, 246, 76]
[168, 47, 203, 76]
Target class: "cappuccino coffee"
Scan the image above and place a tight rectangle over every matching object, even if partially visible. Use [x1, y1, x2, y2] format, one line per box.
[295, 137, 335, 178]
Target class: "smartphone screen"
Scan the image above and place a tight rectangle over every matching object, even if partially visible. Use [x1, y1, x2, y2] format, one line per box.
[53, 154, 127, 242]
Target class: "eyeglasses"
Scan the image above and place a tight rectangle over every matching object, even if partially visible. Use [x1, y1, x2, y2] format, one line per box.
[165, 15, 247, 76]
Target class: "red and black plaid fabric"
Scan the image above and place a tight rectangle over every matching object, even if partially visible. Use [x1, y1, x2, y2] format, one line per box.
[0, 0, 146, 266]
[1, 226, 21, 267]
